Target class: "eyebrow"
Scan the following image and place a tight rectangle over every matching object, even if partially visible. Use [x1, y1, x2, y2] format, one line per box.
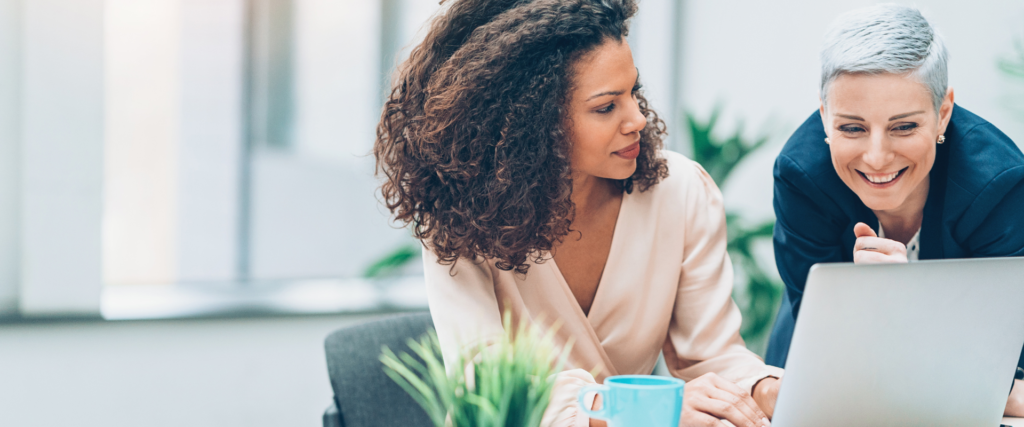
[586, 90, 624, 101]
[889, 110, 925, 121]
[835, 111, 927, 122]
[585, 68, 641, 102]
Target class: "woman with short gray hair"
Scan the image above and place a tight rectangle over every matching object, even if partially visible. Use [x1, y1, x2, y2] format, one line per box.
[765, 3, 1024, 416]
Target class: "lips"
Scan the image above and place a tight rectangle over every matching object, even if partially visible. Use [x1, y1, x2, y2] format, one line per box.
[857, 167, 908, 188]
[614, 140, 641, 160]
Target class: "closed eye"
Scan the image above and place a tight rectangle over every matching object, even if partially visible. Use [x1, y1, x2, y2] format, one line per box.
[891, 122, 918, 135]
[597, 103, 616, 114]
[838, 124, 865, 135]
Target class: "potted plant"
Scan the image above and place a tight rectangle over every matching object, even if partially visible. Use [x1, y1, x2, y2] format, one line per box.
[380, 312, 570, 427]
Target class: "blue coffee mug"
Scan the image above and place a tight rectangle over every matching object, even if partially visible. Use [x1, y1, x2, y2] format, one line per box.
[577, 375, 685, 426]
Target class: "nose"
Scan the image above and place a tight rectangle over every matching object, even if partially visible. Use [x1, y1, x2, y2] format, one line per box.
[622, 96, 647, 135]
[861, 131, 895, 170]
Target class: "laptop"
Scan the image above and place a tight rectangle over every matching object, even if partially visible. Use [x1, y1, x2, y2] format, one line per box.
[772, 257, 1024, 427]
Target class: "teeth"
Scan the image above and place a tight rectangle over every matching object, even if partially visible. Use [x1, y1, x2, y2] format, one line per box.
[865, 171, 899, 184]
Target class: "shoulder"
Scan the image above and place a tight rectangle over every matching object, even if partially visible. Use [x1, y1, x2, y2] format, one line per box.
[648, 150, 722, 204]
[623, 151, 727, 238]
[659, 149, 706, 182]
[772, 110, 865, 229]
[944, 105, 1024, 197]
[777, 110, 837, 182]
[774, 110, 857, 204]
[941, 106, 1024, 241]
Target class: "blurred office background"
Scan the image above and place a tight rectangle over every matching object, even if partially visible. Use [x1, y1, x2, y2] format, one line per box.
[1, 0, 1022, 426]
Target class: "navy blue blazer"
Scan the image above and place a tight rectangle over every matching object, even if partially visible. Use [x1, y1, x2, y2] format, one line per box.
[765, 105, 1024, 372]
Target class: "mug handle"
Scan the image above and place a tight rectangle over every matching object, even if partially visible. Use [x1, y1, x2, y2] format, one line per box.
[578, 384, 610, 420]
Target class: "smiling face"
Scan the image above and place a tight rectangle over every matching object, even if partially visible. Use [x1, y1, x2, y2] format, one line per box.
[822, 73, 954, 214]
[565, 37, 646, 182]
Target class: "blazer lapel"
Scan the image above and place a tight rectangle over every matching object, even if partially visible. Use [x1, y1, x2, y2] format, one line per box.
[921, 135, 950, 260]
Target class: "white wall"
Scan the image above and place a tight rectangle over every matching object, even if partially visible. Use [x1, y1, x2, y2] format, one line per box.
[104, 0, 182, 284]
[20, 0, 105, 315]
[630, 0, 683, 149]
[292, 0, 381, 163]
[248, 153, 411, 280]
[679, 0, 1024, 222]
[0, 0, 20, 314]
[177, 0, 244, 282]
[104, 0, 245, 285]
[0, 312, 399, 427]
[102, 0, 417, 283]
[247, 0, 422, 280]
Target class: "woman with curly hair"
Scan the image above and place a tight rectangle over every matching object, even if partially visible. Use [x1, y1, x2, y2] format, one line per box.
[375, 0, 780, 425]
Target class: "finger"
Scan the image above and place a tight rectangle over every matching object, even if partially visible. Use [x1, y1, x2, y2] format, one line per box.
[704, 387, 769, 427]
[704, 374, 766, 417]
[854, 249, 906, 264]
[854, 237, 906, 256]
[853, 222, 877, 239]
[684, 374, 765, 427]
[687, 395, 764, 427]
[680, 410, 730, 427]
[704, 375, 768, 425]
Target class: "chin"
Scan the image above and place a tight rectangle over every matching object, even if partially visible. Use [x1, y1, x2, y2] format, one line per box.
[857, 193, 905, 212]
[608, 162, 638, 180]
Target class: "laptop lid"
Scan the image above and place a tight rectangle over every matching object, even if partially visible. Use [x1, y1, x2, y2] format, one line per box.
[772, 257, 1024, 427]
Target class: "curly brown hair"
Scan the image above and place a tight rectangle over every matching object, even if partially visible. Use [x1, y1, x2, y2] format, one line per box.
[375, 0, 668, 274]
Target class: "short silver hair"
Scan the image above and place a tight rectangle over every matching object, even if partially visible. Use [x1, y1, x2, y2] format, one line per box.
[820, 4, 949, 113]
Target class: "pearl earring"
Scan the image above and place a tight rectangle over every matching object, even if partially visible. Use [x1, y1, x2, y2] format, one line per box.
[937, 135, 946, 144]
[824, 137, 831, 144]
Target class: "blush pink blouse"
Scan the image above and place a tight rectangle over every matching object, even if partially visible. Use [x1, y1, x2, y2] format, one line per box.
[423, 151, 783, 427]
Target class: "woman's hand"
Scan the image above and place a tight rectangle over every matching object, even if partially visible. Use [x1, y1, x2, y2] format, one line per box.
[680, 373, 771, 427]
[853, 222, 907, 264]
[751, 377, 781, 419]
[1006, 379, 1024, 417]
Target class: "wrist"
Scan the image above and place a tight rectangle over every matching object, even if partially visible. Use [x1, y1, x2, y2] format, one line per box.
[752, 375, 779, 397]
[752, 376, 780, 416]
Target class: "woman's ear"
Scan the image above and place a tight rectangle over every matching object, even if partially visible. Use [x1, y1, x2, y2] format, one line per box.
[937, 87, 955, 135]
[819, 101, 829, 132]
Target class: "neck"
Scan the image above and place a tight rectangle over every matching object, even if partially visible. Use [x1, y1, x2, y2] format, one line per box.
[570, 172, 617, 219]
[873, 173, 930, 244]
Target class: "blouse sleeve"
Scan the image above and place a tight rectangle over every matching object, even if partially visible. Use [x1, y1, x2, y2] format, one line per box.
[421, 247, 504, 369]
[421, 247, 597, 427]
[661, 161, 784, 392]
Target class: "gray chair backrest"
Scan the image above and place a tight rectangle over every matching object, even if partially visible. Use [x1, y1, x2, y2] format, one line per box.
[324, 312, 435, 427]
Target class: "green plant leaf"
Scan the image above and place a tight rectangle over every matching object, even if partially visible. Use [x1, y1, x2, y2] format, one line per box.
[380, 312, 563, 427]
[999, 36, 1024, 78]
[381, 345, 448, 425]
[363, 242, 420, 278]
